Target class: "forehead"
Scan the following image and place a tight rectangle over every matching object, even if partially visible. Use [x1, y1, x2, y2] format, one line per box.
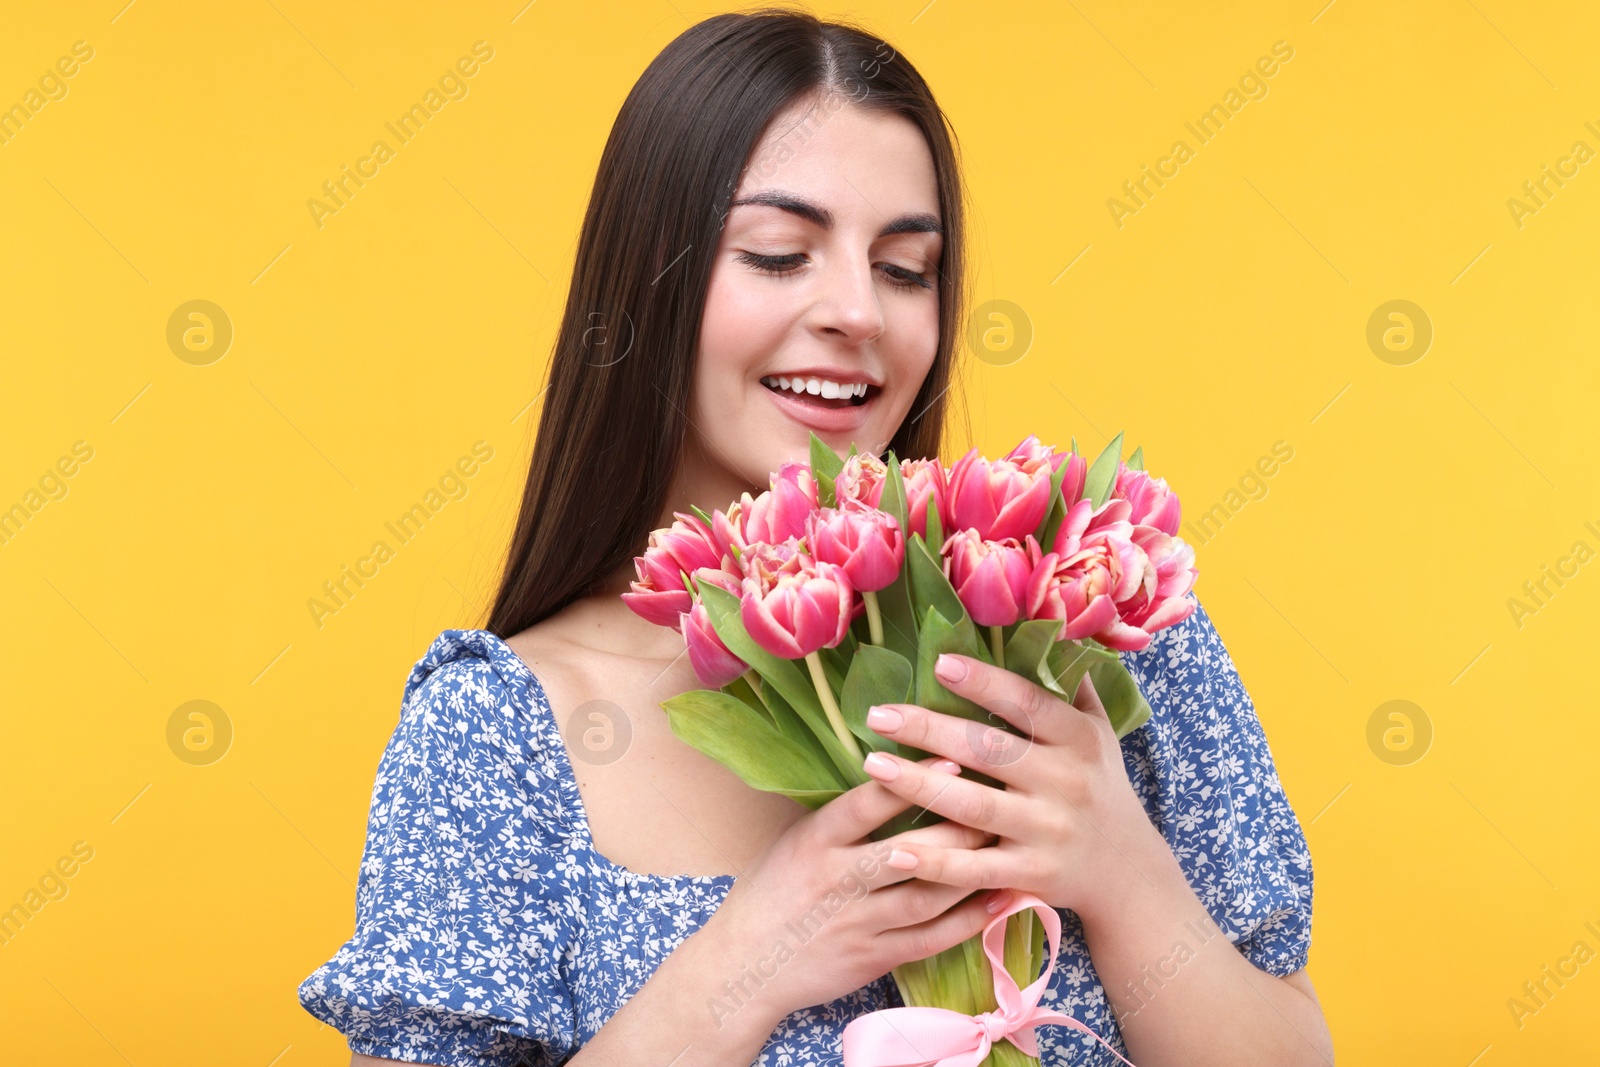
[733, 96, 941, 222]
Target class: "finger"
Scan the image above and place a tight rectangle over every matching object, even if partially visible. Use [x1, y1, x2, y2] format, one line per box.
[861, 814, 1000, 892]
[876, 887, 1012, 963]
[1073, 671, 1111, 724]
[868, 702, 1034, 786]
[814, 755, 961, 845]
[861, 750, 1020, 835]
[932, 653, 1078, 746]
[873, 832, 1014, 890]
[889, 820, 997, 852]
[870, 878, 978, 927]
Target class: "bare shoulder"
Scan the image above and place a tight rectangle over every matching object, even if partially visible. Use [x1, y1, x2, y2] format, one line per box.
[500, 599, 666, 712]
[496, 595, 805, 877]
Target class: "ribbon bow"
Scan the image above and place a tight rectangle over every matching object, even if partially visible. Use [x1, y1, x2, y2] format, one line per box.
[842, 891, 1139, 1067]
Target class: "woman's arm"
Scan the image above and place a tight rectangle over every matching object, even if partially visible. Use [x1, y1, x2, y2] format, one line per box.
[855, 638, 1331, 1067]
[1078, 823, 1334, 1067]
[347, 900, 788, 1067]
[563, 899, 790, 1066]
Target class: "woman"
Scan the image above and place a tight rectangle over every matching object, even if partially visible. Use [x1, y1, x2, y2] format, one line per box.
[299, 9, 1332, 1066]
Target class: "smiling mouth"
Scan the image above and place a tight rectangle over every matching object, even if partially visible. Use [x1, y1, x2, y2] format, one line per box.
[760, 375, 876, 408]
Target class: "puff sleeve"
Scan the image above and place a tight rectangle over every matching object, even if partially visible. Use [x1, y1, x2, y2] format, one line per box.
[1117, 595, 1315, 977]
[299, 656, 582, 1065]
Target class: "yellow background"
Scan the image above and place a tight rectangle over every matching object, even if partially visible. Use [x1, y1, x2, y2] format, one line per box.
[3, 0, 1596, 1063]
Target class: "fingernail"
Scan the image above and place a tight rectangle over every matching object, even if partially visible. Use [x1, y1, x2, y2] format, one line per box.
[887, 849, 918, 870]
[932, 758, 961, 775]
[935, 654, 968, 683]
[986, 890, 1010, 913]
[863, 752, 900, 780]
[866, 705, 903, 731]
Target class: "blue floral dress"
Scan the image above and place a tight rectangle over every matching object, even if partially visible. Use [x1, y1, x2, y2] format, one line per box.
[298, 596, 1313, 1065]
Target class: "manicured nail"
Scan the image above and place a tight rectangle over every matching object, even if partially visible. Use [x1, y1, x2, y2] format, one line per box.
[932, 759, 961, 775]
[863, 752, 900, 780]
[935, 654, 968, 683]
[866, 705, 903, 731]
[986, 890, 1011, 913]
[887, 849, 918, 870]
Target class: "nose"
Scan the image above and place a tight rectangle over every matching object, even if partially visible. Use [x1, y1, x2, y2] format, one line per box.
[807, 253, 884, 345]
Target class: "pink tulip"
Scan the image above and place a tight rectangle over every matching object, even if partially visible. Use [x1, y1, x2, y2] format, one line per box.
[709, 504, 747, 562]
[1116, 526, 1198, 632]
[1058, 452, 1088, 506]
[945, 448, 1054, 542]
[1003, 434, 1061, 474]
[899, 457, 948, 541]
[680, 600, 747, 688]
[806, 507, 904, 593]
[740, 551, 853, 659]
[1026, 497, 1196, 651]
[621, 512, 722, 627]
[835, 453, 889, 512]
[740, 462, 819, 543]
[738, 537, 807, 586]
[1113, 465, 1181, 536]
[941, 529, 1040, 627]
[688, 561, 743, 598]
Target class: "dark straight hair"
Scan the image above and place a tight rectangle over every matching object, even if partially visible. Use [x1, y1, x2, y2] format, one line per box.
[486, 7, 969, 639]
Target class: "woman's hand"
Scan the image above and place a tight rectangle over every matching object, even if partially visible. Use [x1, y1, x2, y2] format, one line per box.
[703, 755, 1009, 1027]
[857, 652, 1166, 924]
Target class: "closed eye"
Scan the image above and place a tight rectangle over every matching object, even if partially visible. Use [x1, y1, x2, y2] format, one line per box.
[735, 251, 934, 290]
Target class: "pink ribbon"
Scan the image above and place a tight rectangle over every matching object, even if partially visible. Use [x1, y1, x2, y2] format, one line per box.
[842, 891, 1139, 1067]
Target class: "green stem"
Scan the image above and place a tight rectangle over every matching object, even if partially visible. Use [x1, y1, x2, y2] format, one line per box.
[805, 650, 862, 760]
[863, 590, 884, 646]
[989, 625, 1005, 669]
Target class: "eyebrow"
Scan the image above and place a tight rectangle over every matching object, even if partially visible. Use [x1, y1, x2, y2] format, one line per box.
[729, 191, 943, 238]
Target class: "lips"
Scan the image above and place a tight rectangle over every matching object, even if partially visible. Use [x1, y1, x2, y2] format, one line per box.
[760, 374, 878, 433]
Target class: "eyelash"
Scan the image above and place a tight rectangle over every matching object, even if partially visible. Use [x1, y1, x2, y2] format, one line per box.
[735, 251, 934, 291]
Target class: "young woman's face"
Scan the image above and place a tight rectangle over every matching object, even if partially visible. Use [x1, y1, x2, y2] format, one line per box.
[686, 94, 944, 498]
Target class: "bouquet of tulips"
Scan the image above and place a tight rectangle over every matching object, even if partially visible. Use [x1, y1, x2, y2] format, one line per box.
[623, 430, 1197, 1066]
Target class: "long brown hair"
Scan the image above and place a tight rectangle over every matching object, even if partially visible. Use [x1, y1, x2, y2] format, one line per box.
[486, 7, 969, 639]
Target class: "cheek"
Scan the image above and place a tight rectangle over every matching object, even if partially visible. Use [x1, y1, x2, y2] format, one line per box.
[699, 261, 794, 369]
[690, 263, 794, 437]
[876, 298, 941, 420]
[700, 265, 793, 403]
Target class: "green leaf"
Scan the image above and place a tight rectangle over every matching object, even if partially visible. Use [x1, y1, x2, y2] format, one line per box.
[1035, 448, 1077, 552]
[699, 584, 863, 783]
[924, 489, 944, 551]
[724, 672, 774, 729]
[1003, 619, 1068, 696]
[1088, 656, 1154, 739]
[871, 455, 920, 662]
[841, 645, 913, 753]
[819, 643, 849, 694]
[1126, 445, 1145, 472]
[912, 606, 988, 724]
[687, 503, 714, 527]
[906, 534, 986, 661]
[810, 432, 845, 508]
[1043, 639, 1118, 702]
[880, 450, 910, 536]
[1070, 435, 1078, 455]
[662, 690, 843, 808]
[1082, 430, 1124, 508]
[750, 674, 836, 767]
[873, 575, 919, 663]
[1040, 639, 1149, 738]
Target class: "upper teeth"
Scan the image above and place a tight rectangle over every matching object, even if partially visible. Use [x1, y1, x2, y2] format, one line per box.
[761, 376, 870, 399]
